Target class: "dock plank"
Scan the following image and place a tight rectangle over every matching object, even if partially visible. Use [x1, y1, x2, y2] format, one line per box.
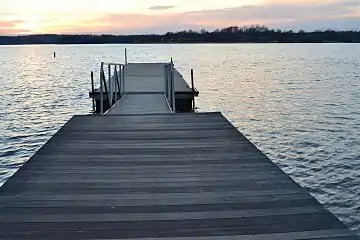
[0, 113, 358, 239]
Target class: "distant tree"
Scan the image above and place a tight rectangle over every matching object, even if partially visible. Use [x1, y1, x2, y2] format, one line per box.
[200, 29, 207, 35]
[1, 25, 360, 45]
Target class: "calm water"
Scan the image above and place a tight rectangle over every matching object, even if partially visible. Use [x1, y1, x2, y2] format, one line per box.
[0, 44, 359, 233]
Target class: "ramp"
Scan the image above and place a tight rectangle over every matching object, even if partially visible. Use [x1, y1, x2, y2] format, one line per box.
[107, 93, 171, 115]
[98, 62, 176, 115]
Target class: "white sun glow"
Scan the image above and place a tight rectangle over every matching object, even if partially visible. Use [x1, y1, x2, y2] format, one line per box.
[16, 15, 43, 33]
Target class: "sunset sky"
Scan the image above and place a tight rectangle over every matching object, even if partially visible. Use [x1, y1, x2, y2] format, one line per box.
[0, 0, 359, 35]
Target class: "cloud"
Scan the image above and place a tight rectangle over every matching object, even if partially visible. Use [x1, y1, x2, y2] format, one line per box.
[0, 20, 27, 35]
[78, 0, 360, 34]
[277, 17, 360, 31]
[179, 0, 360, 26]
[2, 0, 360, 34]
[148, 6, 175, 11]
[0, 19, 23, 28]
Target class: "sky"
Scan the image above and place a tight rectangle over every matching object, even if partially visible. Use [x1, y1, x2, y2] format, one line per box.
[0, 0, 360, 35]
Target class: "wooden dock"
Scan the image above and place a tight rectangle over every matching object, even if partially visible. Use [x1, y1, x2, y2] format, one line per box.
[0, 113, 358, 239]
[1, 60, 358, 239]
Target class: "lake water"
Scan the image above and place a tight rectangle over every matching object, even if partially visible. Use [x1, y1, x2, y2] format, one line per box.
[0, 44, 359, 234]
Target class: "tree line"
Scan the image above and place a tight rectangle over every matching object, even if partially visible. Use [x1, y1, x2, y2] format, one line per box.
[1, 25, 360, 45]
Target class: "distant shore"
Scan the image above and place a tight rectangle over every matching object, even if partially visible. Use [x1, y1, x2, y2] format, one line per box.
[1, 25, 360, 45]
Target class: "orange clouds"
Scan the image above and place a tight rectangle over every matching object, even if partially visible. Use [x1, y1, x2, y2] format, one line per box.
[0, 19, 30, 35]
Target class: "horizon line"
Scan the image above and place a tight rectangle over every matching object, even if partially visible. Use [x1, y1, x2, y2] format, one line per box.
[2, 25, 360, 37]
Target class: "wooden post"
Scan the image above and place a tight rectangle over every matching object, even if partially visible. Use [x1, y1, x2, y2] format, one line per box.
[91, 71, 95, 112]
[191, 69, 195, 111]
[191, 69, 195, 91]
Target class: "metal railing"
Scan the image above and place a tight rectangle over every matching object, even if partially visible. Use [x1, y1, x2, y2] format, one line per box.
[164, 62, 176, 113]
[98, 60, 176, 115]
[99, 62, 125, 114]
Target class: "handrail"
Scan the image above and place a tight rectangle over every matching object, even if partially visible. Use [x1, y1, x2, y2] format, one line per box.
[99, 62, 125, 115]
[99, 60, 176, 115]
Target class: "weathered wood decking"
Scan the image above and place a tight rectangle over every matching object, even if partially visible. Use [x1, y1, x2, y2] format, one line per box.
[0, 113, 358, 239]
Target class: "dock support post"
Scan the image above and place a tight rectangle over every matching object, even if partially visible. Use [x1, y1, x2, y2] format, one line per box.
[191, 69, 195, 91]
[191, 69, 196, 111]
[91, 71, 95, 112]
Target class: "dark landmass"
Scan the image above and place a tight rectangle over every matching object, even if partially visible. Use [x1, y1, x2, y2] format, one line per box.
[1, 25, 360, 45]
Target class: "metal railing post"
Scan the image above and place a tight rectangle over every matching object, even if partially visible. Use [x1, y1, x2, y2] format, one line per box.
[91, 71, 95, 112]
[108, 64, 112, 105]
[171, 63, 176, 113]
[122, 64, 125, 93]
[169, 65, 172, 107]
[119, 65, 122, 96]
[100, 62, 104, 115]
[125, 48, 128, 64]
[114, 65, 120, 102]
[164, 64, 168, 100]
